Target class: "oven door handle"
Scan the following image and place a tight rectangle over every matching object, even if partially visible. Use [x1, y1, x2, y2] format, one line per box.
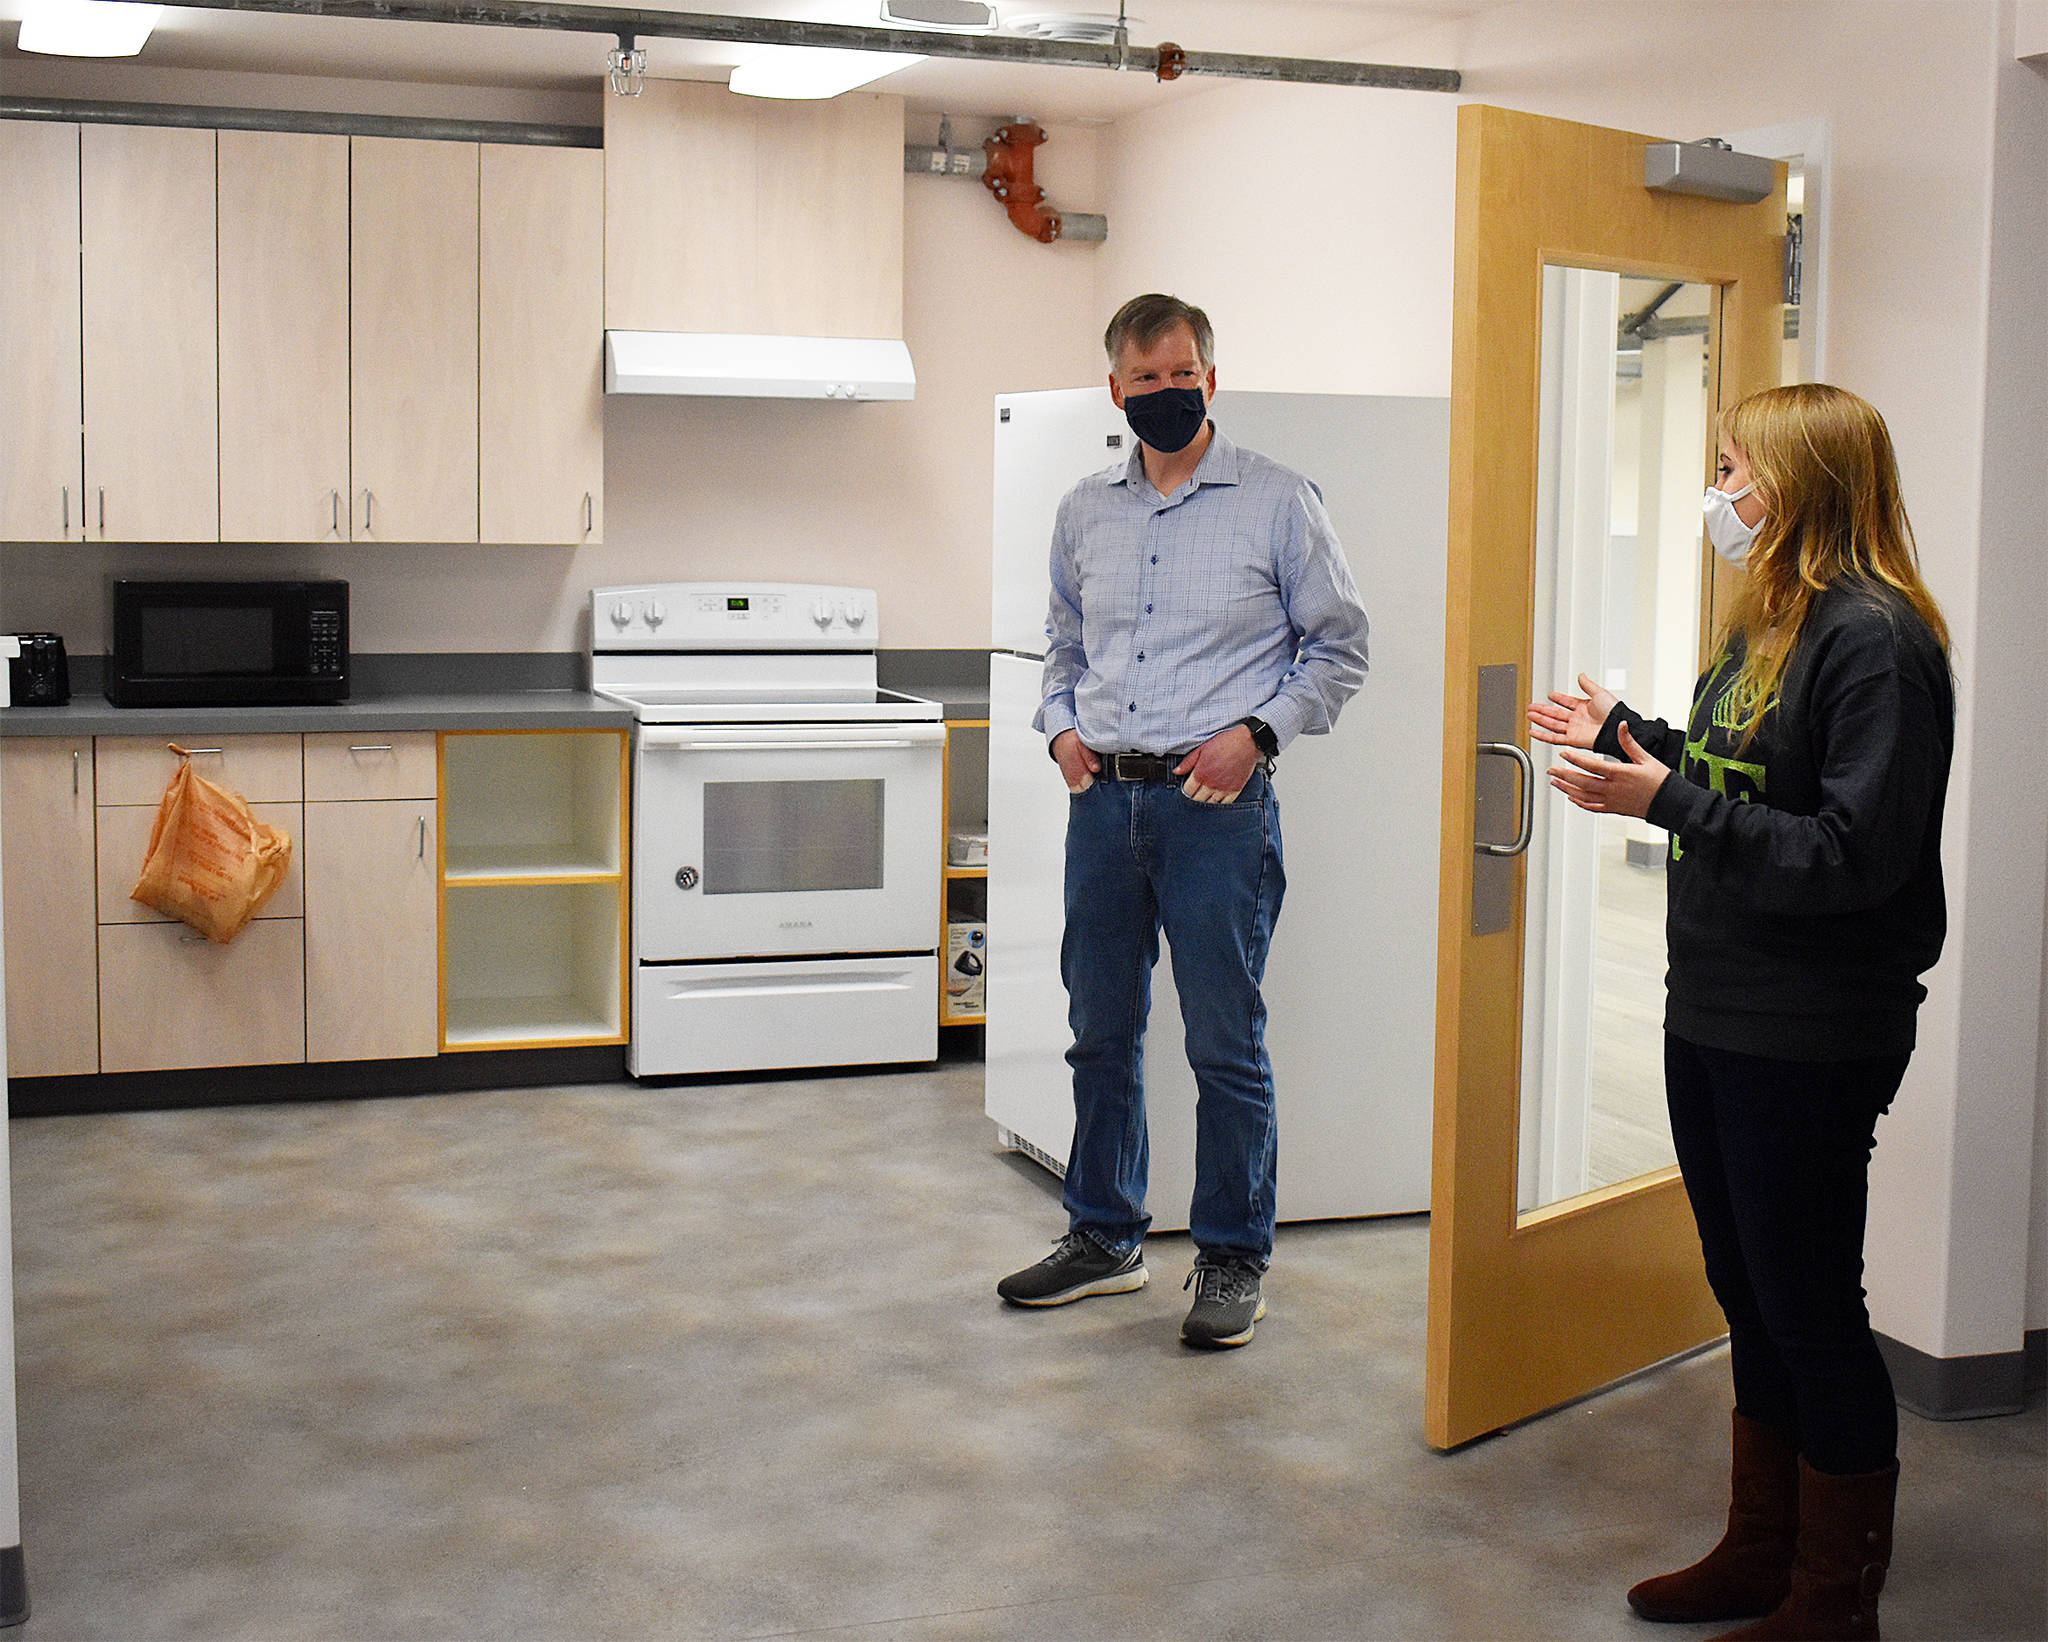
[639, 726, 946, 753]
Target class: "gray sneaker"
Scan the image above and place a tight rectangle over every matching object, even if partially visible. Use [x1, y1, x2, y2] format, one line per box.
[997, 1232, 1148, 1306]
[1180, 1259, 1266, 1348]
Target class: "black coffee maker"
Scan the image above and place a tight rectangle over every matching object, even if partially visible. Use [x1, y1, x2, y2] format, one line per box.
[8, 633, 70, 706]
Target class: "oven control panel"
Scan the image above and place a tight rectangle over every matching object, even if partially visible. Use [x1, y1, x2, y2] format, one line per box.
[590, 583, 878, 651]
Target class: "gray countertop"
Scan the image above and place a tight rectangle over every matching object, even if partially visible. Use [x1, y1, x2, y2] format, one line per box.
[1, 686, 634, 737]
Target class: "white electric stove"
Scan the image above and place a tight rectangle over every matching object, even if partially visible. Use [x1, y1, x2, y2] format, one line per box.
[591, 583, 945, 1077]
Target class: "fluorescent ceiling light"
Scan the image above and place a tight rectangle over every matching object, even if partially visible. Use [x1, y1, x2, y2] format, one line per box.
[17, 0, 163, 56]
[728, 46, 925, 99]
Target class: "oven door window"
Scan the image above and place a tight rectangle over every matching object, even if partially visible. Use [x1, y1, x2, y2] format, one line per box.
[139, 604, 276, 676]
[702, 779, 884, 894]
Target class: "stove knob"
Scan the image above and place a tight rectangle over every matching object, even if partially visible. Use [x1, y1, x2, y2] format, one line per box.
[842, 601, 868, 630]
[609, 600, 633, 629]
[643, 599, 667, 629]
[812, 599, 835, 628]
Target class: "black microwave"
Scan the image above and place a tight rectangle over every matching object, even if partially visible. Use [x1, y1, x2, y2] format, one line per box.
[106, 580, 349, 707]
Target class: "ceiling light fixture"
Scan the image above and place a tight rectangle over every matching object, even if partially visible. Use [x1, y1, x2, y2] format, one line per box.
[879, 0, 997, 28]
[16, 0, 164, 57]
[728, 45, 925, 100]
[606, 30, 645, 95]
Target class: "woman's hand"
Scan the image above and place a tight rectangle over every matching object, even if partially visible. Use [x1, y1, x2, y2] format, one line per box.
[1527, 672, 1619, 751]
[1548, 721, 1671, 820]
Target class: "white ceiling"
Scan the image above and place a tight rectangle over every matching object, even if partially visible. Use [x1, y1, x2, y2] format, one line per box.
[0, 0, 1489, 125]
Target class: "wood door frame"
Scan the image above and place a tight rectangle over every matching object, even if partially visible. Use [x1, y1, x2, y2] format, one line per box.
[1427, 104, 1786, 1451]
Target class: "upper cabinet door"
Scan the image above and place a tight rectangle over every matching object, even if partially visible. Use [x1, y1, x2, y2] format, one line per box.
[605, 82, 904, 339]
[80, 123, 219, 543]
[351, 136, 479, 544]
[218, 129, 351, 544]
[0, 120, 83, 544]
[753, 95, 904, 340]
[480, 144, 604, 546]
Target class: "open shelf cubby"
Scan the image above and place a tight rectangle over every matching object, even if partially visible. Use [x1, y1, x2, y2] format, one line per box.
[441, 880, 625, 1049]
[441, 729, 626, 881]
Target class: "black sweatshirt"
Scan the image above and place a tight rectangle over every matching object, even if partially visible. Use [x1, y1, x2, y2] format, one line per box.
[1594, 578, 1954, 1061]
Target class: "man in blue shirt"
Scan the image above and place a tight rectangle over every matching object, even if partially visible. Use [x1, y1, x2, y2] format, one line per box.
[996, 293, 1372, 1348]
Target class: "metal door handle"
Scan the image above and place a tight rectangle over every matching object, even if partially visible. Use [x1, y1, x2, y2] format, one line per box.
[582, 492, 593, 532]
[72, 749, 80, 795]
[98, 487, 105, 533]
[417, 815, 427, 859]
[349, 744, 394, 753]
[332, 489, 342, 534]
[1475, 741, 1535, 858]
[361, 489, 374, 533]
[178, 747, 225, 757]
[61, 486, 69, 532]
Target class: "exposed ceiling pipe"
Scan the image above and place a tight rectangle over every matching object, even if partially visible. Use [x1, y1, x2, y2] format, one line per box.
[979, 121, 1102, 243]
[139, 0, 1463, 93]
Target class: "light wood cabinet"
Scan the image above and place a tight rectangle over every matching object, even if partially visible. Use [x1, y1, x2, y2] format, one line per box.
[218, 129, 352, 543]
[350, 136, 479, 544]
[605, 81, 904, 340]
[94, 801, 304, 924]
[98, 919, 306, 1074]
[304, 732, 437, 801]
[94, 734, 304, 807]
[0, 121, 84, 544]
[80, 122, 218, 543]
[1, 739, 100, 1078]
[304, 799, 439, 1062]
[481, 144, 605, 546]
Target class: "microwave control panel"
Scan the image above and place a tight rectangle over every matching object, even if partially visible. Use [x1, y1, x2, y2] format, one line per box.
[590, 583, 878, 651]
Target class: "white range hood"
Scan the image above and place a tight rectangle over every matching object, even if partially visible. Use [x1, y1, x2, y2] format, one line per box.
[604, 330, 917, 400]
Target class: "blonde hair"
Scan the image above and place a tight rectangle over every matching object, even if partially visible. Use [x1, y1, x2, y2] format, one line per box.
[1715, 383, 1949, 745]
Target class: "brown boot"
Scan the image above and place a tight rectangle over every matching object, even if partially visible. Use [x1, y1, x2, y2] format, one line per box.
[1628, 1411, 1801, 1623]
[1708, 1458, 1897, 1641]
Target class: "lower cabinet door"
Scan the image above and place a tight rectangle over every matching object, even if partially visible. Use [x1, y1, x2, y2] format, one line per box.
[304, 799, 439, 1061]
[98, 918, 306, 1073]
[2, 738, 101, 1077]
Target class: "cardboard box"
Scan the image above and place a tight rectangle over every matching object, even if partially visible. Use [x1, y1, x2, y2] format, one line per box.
[946, 920, 986, 1014]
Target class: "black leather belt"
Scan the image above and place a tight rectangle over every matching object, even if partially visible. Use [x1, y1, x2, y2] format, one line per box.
[1099, 752, 1181, 783]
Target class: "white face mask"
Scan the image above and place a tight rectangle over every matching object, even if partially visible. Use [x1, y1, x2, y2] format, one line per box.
[1703, 483, 1760, 566]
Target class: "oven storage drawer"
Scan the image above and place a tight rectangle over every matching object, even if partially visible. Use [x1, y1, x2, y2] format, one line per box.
[631, 954, 937, 1076]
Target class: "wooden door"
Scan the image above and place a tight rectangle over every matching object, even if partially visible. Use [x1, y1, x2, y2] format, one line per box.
[304, 799, 440, 1062]
[0, 120, 84, 543]
[1427, 105, 1787, 1449]
[480, 144, 604, 546]
[1, 739, 100, 1077]
[351, 136, 478, 544]
[218, 129, 352, 543]
[98, 919, 306, 1073]
[80, 122, 218, 542]
[753, 94, 904, 339]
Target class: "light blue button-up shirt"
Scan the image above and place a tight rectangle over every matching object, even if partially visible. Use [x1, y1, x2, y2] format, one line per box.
[1033, 425, 1371, 756]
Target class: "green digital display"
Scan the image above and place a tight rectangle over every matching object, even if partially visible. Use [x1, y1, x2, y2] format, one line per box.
[727, 597, 749, 611]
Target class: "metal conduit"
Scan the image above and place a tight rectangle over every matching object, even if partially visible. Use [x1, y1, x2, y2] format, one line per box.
[0, 94, 601, 145]
[139, 0, 1462, 93]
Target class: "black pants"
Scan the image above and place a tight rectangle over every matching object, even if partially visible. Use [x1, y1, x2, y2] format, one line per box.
[1664, 1033, 1907, 1477]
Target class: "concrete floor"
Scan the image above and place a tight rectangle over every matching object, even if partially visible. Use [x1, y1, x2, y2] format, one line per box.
[7, 1058, 2043, 1642]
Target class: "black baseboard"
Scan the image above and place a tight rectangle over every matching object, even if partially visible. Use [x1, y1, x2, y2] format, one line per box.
[9, 1045, 628, 1117]
[1875, 1329, 2044, 1420]
[0, 1542, 26, 1628]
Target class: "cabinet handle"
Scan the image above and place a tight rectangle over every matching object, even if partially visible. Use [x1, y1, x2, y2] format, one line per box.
[179, 933, 208, 945]
[349, 744, 394, 754]
[72, 749, 80, 795]
[361, 489, 374, 533]
[179, 747, 224, 757]
[332, 489, 341, 535]
[97, 487, 105, 533]
[583, 492, 593, 533]
[417, 815, 427, 860]
[61, 486, 69, 532]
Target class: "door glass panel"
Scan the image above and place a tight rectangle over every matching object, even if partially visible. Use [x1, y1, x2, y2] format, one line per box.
[1518, 267, 1714, 1217]
[702, 779, 884, 894]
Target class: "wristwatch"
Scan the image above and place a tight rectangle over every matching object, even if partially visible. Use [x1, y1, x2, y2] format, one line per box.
[1238, 716, 1279, 758]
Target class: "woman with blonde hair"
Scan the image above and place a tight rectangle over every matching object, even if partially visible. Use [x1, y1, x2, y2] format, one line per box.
[1530, 383, 1953, 1642]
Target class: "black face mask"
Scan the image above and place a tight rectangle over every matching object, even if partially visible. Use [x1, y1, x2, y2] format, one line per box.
[1121, 385, 1208, 454]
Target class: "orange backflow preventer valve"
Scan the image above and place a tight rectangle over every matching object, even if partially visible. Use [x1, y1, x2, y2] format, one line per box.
[982, 122, 1062, 244]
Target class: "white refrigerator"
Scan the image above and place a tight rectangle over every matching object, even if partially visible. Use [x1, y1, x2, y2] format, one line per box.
[985, 387, 1449, 1227]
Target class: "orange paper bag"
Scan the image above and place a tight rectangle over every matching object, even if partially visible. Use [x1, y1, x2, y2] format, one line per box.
[129, 746, 293, 944]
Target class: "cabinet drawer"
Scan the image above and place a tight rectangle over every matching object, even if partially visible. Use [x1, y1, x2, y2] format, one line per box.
[303, 732, 437, 800]
[98, 918, 306, 1073]
[96, 802, 303, 924]
[95, 734, 303, 806]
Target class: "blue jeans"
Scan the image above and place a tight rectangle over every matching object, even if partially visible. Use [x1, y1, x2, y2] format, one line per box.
[1059, 767, 1285, 1267]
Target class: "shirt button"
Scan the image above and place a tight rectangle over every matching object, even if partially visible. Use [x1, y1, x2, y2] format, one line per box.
[1137, 652, 1145, 660]
[1128, 702, 1136, 712]
[1150, 555, 1158, 564]
[1145, 604, 1153, 614]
